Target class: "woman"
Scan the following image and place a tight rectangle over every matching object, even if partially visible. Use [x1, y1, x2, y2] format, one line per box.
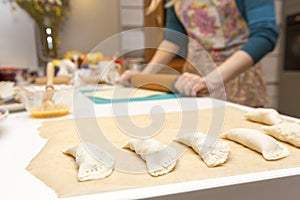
[118, 0, 279, 107]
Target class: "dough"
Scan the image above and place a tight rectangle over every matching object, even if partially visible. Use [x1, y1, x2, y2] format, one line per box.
[123, 139, 177, 176]
[222, 128, 289, 160]
[262, 121, 300, 148]
[174, 132, 230, 167]
[244, 108, 283, 125]
[63, 142, 114, 181]
[85, 87, 166, 100]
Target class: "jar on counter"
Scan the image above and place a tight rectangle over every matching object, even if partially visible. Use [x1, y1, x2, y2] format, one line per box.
[0, 67, 16, 81]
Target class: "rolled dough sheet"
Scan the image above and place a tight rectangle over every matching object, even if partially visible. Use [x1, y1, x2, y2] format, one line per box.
[85, 87, 166, 100]
[27, 106, 300, 197]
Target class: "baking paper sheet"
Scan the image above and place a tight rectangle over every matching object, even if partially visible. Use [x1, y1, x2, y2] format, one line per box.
[27, 106, 300, 197]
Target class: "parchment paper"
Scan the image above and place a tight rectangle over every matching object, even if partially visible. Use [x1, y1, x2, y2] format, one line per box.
[26, 106, 300, 197]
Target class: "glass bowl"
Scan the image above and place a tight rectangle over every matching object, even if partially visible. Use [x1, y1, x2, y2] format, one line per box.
[0, 107, 9, 123]
[18, 85, 73, 118]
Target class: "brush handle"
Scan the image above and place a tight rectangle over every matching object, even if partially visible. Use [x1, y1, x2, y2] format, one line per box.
[46, 62, 54, 90]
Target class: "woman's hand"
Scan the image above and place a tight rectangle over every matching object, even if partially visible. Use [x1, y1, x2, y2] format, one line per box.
[174, 72, 207, 96]
[117, 70, 140, 86]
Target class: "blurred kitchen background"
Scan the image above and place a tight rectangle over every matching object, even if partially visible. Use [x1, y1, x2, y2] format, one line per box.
[0, 0, 299, 117]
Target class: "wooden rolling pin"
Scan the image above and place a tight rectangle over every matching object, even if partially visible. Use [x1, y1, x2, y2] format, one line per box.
[130, 74, 179, 93]
[130, 73, 208, 96]
[35, 76, 71, 85]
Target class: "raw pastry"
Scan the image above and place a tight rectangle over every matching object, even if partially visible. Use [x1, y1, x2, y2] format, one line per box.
[222, 128, 289, 160]
[63, 142, 114, 181]
[262, 121, 300, 147]
[244, 108, 283, 125]
[123, 139, 177, 176]
[174, 132, 230, 167]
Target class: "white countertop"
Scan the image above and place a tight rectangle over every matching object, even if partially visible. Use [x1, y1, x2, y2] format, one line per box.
[1, 92, 300, 200]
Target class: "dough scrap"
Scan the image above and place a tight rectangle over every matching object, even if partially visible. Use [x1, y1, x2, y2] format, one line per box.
[244, 108, 283, 125]
[262, 121, 300, 147]
[222, 128, 289, 160]
[123, 139, 177, 176]
[63, 142, 114, 181]
[174, 132, 230, 167]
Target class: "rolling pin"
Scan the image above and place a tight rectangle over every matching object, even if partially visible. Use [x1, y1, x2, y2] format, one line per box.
[35, 76, 71, 85]
[130, 73, 208, 96]
[130, 74, 179, 93]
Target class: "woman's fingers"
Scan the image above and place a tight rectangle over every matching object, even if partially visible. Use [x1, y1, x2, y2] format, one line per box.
[191, 81, 207, 96]
[174, 73, 207, 96]
[117, 70, 139, 86]
[174, 74, 190, 95]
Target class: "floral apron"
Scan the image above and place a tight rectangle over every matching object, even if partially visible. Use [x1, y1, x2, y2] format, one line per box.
[174, 0, 267, 107]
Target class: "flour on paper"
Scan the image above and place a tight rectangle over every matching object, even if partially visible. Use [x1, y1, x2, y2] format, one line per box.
[86, 87, 166, 100]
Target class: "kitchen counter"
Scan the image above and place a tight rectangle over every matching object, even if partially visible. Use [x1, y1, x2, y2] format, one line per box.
[1, 91, 300, 200]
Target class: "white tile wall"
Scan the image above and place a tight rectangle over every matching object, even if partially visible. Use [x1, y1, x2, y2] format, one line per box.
[121, 29, 145, 53]
[120, 0, 145, 57]
[121, 8, 144, 27]
[120, 0, 144, 7]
